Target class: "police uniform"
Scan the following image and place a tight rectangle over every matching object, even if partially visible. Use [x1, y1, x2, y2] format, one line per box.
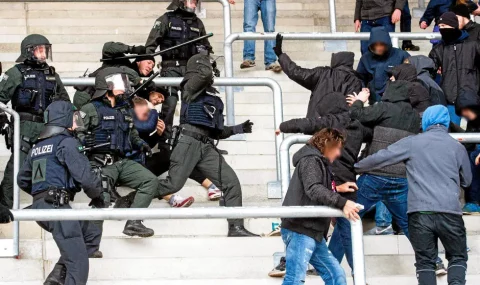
[145, 0, 213, 140]
[78, 67, 159, 237]
[0, 34, 70, 208]
[155, 55, 258, 237]
[17, 101, 105, 285]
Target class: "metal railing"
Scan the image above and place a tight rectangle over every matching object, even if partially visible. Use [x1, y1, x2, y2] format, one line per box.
[61, 77, 285, 180]
[223, 32, 441, 124]
[208, 0, 232, 41]
[0, 103, 20, 257]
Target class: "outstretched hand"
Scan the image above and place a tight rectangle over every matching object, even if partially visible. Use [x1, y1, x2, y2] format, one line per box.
[273, 33, 283, 57]
[242, 120, 254, 133]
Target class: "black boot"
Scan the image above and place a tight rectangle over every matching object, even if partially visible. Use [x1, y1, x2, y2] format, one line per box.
[123, 220, 154, 238]
[88, 250, 103, 258]
[402, 40, 420, 51]
[44, 263, 66, 285]
[227, 225, 260, 237]
[114, 191, 137, 209]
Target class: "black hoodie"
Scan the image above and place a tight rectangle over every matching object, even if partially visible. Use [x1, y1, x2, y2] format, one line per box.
[278, 52, 363, 119]
[282, 145, 347, 242]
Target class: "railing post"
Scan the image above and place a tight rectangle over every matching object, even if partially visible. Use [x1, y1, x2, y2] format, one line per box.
[0, 103, 20, 257]
[328, 0, 337, 33]
[391, 36, 399, 48]
[351, 220, 366, 285]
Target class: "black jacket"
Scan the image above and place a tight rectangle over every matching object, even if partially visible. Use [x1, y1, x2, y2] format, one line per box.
[465, 21, 480, 42]
[278, 52, 363, 119]
[389, 64, 431, 114]
[408, 55, 447, 106]
[355, 0, 406, 21]
[281, 145, 347, 242]
[350, 77, 421, 177]
[429, 31, 480, 104]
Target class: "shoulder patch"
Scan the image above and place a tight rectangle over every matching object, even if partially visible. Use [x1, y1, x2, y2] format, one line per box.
[78, 145, 84, 152]
[80, 111, 86, 119]
[190, 27, 200, 33]
[154, 21, 161, 29]
[0, 74, 8, 82]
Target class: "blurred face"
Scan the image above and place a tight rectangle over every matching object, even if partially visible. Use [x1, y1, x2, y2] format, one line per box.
[323, 143, 343, 163]
[461, 108, 478, 121]
[371, 42, 388, 56]
[438, 23, 454, 29]
[134, 104, 150, 122]
[33, 45, 47, 62]
[149, 91, 165, 105]
[136, 60, 154, 76]
[185, 0, 197, 9]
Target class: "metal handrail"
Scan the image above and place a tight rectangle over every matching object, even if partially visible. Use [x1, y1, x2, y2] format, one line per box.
[0, 103, 20, 257]
[223, 32, 442, 124]
[61, 77, 285, 180]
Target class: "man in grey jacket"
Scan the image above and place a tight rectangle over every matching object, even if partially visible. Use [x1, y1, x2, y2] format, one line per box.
[355, 105, 472, 285]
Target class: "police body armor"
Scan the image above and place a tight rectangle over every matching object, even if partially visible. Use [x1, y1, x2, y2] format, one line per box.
[30, 134, 75, 195]
[161, 12, 202, 61]
[91, 101, 134, 155]
[13, 64, 56, 118]
[180, 90, 224, 132]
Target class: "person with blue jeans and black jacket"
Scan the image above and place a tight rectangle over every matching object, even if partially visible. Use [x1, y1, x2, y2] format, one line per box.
[281, 128, 360, 285]
[357, 27, 410, 103]
[355, 105, 471, 285]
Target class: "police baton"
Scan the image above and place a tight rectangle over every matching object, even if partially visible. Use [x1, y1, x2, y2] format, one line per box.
[100, 33, 214, 62]
[82, 142, 111, 152]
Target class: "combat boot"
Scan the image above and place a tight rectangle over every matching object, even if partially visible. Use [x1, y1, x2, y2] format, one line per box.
[228, 225, 260, 237]
[88, 250, 103, 258]
[44, 263, 66, 285]
[123, 220, 154, 238]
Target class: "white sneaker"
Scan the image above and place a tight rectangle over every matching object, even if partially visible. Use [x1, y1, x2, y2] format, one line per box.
[169, 195, 195, 208]
[208, 188, 222, 201]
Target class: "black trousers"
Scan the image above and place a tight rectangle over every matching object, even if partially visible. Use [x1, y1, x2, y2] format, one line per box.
[33, 199, 101, 285]
[159, 66, 186, 140]
[145, 147, 206, 185]
[409, 212, 468, 285]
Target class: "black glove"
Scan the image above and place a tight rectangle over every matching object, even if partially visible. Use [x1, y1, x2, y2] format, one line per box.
[273, 33, 283, 57]
[141, 144, 152, 157]
[84, 132, 95, 148]
[129, 45, 146, 55]
[89, 192, 111, 209]
[0, 204, 13, 223]
[242, 120, 254, 133]
[0, 112, 8, 130]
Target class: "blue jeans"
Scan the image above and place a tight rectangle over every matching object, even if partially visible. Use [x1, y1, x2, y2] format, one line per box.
[375, 201, 393, 227]
[329, 174, 409, 271]
[467, 145, 480, 204]
[447, 104, 462, 125]
[282, 228, 346, 285]
[328, 217, 353, 271]
[243, 0, 277, 66]
[360, 16, 395, 54]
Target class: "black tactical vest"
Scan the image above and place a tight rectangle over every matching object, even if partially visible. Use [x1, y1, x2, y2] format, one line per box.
[160, 12, 202, 60]
[180, 90, 225, 131]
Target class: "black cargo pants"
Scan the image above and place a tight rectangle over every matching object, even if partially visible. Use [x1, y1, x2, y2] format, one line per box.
[159, 66, 187, 140]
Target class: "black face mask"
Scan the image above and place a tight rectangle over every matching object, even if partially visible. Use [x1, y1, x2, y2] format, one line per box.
[440, 28, 462, 43]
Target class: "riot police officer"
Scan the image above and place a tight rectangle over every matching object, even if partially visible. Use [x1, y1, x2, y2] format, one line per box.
[145, 0, 213, 142]
[0, 34, 70, 208]
[73, 41, 156, 110]
[155, 54, 258, 237]
[78, 67, 159, 237]
[17, 101, 107, 285]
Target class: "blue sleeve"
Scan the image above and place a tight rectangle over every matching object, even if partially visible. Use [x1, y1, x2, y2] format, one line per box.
[134, 109, 158, 134]
[420, 0, 438, 26]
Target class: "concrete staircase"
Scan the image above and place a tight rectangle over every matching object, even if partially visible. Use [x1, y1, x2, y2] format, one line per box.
[1, 1, 480, 284]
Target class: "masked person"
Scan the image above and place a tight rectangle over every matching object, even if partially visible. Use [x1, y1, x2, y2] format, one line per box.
[0, 34, 70, 209]
[154, 54, 257, 237]
[429, 11, 480, 125]
[357, 26, 410, 103]
[73, 41, 156, 110]
[145, 0, 213, 147]
[78, 67, 160, 238]
[17, 101, 108, 285]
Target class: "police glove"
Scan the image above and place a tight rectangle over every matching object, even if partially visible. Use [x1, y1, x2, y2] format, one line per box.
[0, 204, 13, 223]
[129, 45, 146, 55]
[273, 33, 283, 57]
[141, 144, 153, 157]
[231, 120, 254, 134]
[0, 112, 8, 130]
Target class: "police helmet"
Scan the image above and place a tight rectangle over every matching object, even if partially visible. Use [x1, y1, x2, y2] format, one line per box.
[167, 0, 201, 14]
[92, 67, 134, 100]
[16, 34, 52, 64]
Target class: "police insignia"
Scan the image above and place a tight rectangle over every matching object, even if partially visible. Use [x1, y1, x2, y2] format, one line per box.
[78, 145, 84, 152]
[154, 21, 161, 29]
[80, 111, 86, 119]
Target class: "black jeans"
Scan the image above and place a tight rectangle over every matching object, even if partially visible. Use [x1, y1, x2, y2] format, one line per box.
[408, 213, 468, 285]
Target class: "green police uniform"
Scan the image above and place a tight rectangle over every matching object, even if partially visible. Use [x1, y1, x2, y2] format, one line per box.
[0, 42, 70, 208]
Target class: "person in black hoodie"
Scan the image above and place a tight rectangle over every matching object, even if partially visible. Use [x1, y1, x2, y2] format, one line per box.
[274, 34, 363, 119]
[429, 12, 480, 125]
[406, 55, 447, 106]
[455, 90, 480, 213]
[281, 128, 359, 285]
[276, 92, 373, 272]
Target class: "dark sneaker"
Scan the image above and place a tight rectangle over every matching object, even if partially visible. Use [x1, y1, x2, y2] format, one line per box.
[435, 261, 447, 276]
[268, 257, 286, 278]
[364, 225, 394, 235]
[44, 263, 66, 285]
[402, 41, 420, 51]
[123, 220, 154, 238]
[240, 60, 256, 69]
[227, 225, 260, 237]
[88, 250, 103, 258]
[265, 62, 282, 73]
